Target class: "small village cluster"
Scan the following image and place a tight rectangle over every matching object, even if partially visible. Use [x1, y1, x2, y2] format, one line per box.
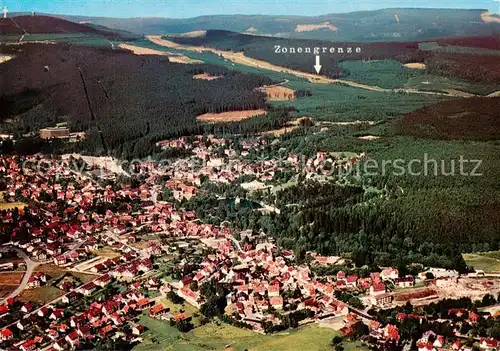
[0, 135, 499, 350]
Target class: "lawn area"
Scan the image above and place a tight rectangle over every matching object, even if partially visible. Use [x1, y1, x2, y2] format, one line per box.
[36, 264, 69, 277]
[158, 297, 202, 326]
[135, 318, 367, 351]
[463, 251, 500, 273]
[70, 272, 97, 283]
[19, 285, 64, 304]
[0, 202, 26, 210]
[91, 247, 121, 258]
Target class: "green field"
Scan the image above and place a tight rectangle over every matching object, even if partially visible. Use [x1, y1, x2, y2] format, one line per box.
[463, 251, 500, 273]
[135, 317, 367, 351]
[339, 59, 424, 89]
[274, 81, 446, 122]
[158, 297, 203, 326]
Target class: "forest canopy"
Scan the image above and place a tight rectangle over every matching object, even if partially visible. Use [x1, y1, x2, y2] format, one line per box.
[0, 43, 274, 158]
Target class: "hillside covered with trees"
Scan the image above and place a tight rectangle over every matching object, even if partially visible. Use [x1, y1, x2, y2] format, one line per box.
[56, 8, 500, 41]
[0, 43, 274, 158]
[397, 97, 500, 140]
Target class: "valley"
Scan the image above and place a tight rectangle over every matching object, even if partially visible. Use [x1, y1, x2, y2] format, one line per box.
[145, 35, 484, 97]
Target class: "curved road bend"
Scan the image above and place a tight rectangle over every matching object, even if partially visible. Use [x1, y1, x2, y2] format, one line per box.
[0, 246, 39, 304]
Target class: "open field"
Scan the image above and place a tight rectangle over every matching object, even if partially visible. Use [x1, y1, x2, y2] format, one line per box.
[90, 247, 121, 258]
[0, 272, 24, 285]
[19, 285, 64, 304]
[193, 73, 223, 80]
[197, 109, 267, 123]
[178, 30, 207, 38]
[0, 286, 15, 298]
[257, 86, 296, 101]
[404, 63, 426, 69]
[263, 117, 310, 136]
[295, 22, 337, 32]
[135, 318, 367, 351]
[0, 202, 26, 210]
[36, 264, 69, 276]
[463, 251, 500, 273]
[70, 271, 98, 283]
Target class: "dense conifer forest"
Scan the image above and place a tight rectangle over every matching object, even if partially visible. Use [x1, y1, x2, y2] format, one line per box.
[0, 43, 274, 158]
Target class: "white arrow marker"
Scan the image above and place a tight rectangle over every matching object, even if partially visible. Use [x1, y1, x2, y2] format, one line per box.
[314, 55, 322, 74]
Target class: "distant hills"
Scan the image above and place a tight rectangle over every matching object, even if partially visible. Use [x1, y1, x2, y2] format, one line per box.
[0, 15, 139, 40]
[9, 8, 499, 42]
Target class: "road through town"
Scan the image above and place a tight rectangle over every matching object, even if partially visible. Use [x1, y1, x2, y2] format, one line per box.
[0, 246, 39, 304]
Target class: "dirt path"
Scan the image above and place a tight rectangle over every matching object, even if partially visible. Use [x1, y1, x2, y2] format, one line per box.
[146, 35, 475, 98]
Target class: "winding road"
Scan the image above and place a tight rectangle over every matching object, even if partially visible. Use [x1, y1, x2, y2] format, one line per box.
[0, 246, 39, 304]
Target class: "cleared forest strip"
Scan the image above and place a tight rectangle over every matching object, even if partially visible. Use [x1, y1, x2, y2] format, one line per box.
[147, 35, 335, 84]
[197, 109, 267, 123]
[119, 43, 202, 64]
[146, 35, 476, 98]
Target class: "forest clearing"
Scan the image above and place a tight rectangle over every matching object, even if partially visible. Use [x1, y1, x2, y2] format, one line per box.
[193, 72, 223, 80]
[404, 62, 426, 69]
[258, 86, 297, 100]
[295, 22, 338, 32]
[263, 117, 310, 136]
[119, 43, 202, 64]
[197, 109, 267, 123]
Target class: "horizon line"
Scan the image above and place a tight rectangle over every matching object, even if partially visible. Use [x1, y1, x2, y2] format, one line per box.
[8, 7, 494, 20]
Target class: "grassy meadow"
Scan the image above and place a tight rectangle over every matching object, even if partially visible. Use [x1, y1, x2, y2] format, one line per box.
[135, 317, 367, 351]
[463, 251, 500, 273]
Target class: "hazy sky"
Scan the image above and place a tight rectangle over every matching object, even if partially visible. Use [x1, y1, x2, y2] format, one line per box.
[4, 0, 500, 18]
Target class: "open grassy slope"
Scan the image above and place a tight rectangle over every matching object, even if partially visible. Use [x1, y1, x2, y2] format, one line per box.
[135, 317, 367, 351]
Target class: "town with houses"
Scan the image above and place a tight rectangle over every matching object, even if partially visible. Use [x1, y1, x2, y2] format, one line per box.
[0, 134, 499, 351]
